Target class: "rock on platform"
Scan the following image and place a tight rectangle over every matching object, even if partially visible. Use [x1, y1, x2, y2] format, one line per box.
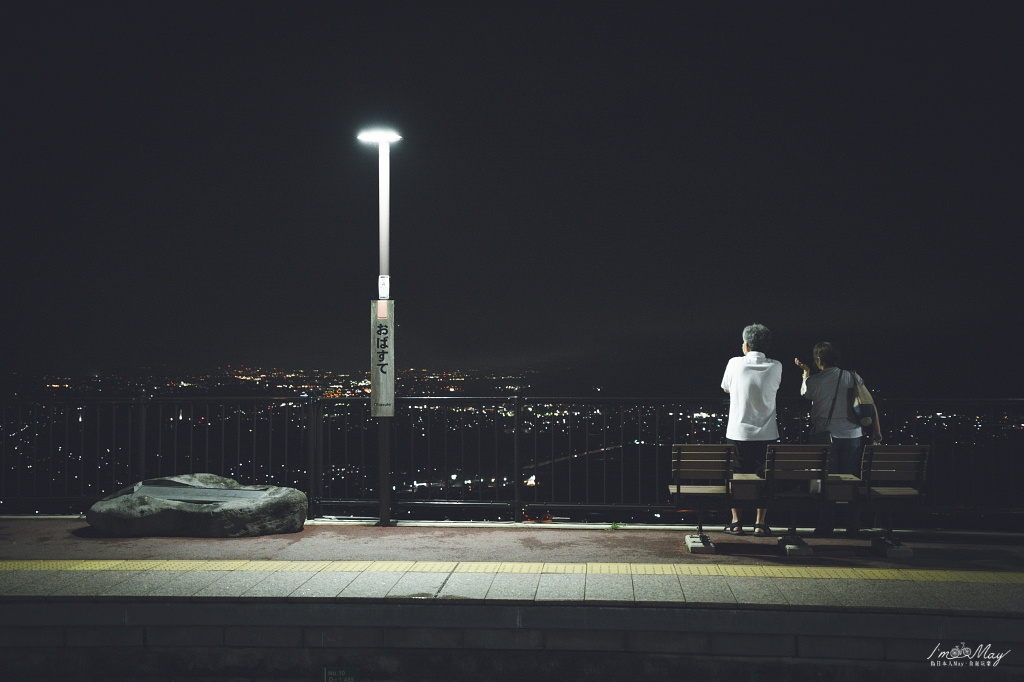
[86, 473, 307, 537]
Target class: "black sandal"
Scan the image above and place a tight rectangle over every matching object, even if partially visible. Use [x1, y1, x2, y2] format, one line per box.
[723, 523, 746, 536]
[753, 524, 772, 536]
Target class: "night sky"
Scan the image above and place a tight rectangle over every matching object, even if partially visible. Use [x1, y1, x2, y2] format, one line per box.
[3, 2, 1022, 398]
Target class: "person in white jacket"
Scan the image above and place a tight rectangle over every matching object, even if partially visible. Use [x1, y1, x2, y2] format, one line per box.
[721, 324, 782, 537]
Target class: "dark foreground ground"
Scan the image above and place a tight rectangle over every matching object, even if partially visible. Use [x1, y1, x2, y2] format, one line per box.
[1, 518, 1022, 681]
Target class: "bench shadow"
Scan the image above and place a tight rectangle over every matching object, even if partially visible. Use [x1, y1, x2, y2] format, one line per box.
[70, 525, 118, 539]
[707, 539, 790, 559]
[703, 537, 1023, 571]
[884, 546, 1024, 571]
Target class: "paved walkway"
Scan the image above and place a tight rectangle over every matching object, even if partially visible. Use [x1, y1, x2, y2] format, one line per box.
[3, 558, 1024, 615]
[2, 517, 1023, 615]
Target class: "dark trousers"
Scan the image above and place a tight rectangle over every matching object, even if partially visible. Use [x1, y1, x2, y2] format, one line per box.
[727, 439, 771, 521]
[818, 436, 864, 531]
[727, 439, 770, 476]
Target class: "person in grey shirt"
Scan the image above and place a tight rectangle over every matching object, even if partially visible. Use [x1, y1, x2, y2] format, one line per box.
[795, 342, 882, 536]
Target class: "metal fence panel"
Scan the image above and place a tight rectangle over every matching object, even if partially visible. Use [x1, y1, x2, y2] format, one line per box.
[2, 396, 1022, 517]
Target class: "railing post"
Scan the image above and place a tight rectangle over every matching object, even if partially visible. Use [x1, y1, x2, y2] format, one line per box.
[514, 394, 523, 522]
[136, 392, 147, 482]
[306, 399, 318, 519]
[314, 398, 324, 519]
[377, 415, 392, 526]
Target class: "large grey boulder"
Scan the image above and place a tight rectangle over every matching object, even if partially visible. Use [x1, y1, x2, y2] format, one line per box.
[87, 473, 307, 537]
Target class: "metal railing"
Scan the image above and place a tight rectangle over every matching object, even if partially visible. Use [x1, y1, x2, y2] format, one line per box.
[2, 396, 1022, 523]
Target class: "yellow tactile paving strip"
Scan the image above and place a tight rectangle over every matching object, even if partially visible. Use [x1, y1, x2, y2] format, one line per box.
[409, 561, 458, 573]
[322, 561, 373, 572]
[0, 560, 1021, 584]
[367, 560, 416, 572]
[675, 565, 730, 577]
[454, 562, 502, 573]
[630, 563, 676, 575]
[587, 563, 631, 574]
[194, 560, 257, 571]
[543, 563, 587, 574]
[499, 562, 542, 573]
[112, 560, 172, 571]
[0, 560, 88, 570]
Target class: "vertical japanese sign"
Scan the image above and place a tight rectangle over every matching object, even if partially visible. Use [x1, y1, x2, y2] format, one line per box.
[371, 299, 395, 417]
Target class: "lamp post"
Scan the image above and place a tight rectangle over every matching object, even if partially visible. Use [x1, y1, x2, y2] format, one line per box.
[359, 128, 401, 527]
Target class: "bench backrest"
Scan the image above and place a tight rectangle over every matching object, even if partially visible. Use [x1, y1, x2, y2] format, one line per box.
[671, 444, 735, 483]
[861, 445, 929, 491]
[765, 444, 830, 498]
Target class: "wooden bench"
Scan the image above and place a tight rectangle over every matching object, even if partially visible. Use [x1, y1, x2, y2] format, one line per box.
[858, 444, 930, 558]
[670, 444, 735, 553]
[764, 444, 830, 556]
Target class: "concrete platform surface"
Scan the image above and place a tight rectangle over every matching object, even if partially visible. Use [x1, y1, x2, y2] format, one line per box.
[2, 558, 1024, 616]
[3, 517, 1024, 569]
[1, 517, 1023, 615]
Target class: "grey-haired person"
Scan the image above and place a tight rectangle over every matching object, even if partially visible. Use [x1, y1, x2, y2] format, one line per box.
[721, 324, 782, 536]
[795, 342, 883, 536]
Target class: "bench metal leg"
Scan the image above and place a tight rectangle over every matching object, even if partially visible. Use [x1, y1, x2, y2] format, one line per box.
[872, 510, 912, 558]
[871, 536, 912, 558]
[777, 508, 812, 556]
[685, 510, 716, 554]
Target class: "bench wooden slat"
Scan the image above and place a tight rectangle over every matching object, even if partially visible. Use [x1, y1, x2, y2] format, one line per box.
[674, 458, 730, 465]
[672, 451, 734, 456]
[771, 464, 827, 471]
[864, 463, 925, 472]
[764, 446, 829, 505]
[771, 450, 829, 458]
[870, 487, 920, 497]
[870, 455, 926, 463]
[671, 446, 733, 490]
[868, 466, 926, 473]
[867, 471, 927, 481]
[667, 485, 728, 495]
[672, 459, 732, 466]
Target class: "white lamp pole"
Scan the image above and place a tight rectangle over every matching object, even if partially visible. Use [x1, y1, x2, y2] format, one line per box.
[358, 129, 401, 297]
[358, 128, 400, 526]
[378, 139, 390, 288]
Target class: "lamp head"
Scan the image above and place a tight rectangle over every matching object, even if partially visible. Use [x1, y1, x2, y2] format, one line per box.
[357, 129, 402, 144]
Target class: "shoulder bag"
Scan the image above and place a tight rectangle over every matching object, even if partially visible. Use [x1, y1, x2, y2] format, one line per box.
[848, 371, 877, 427]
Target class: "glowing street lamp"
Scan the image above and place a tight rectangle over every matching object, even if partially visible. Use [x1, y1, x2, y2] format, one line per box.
[359, 128, 400, 418]
[357, 129, 401, 299]
[358, 128, 400, 526]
